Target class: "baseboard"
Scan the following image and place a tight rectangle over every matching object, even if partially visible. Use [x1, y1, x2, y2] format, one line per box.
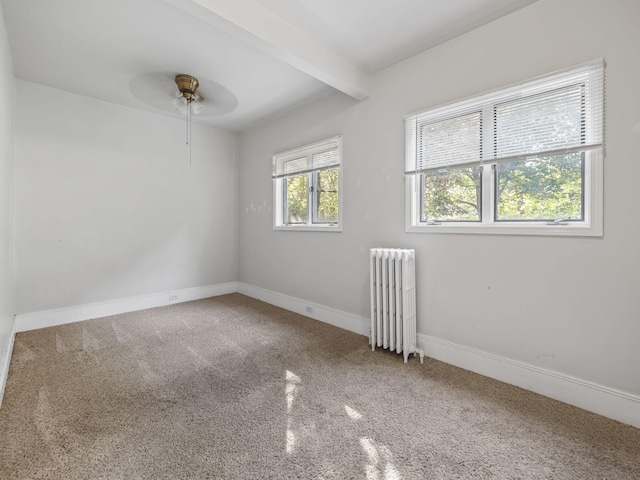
[237, 282, 370, 337]
[0, 320, 17, 411]
[15, 282, 238, 332]
[418, 334, 640, 429]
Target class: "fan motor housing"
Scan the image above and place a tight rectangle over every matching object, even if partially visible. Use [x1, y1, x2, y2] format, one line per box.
[175, 74, 201, 102]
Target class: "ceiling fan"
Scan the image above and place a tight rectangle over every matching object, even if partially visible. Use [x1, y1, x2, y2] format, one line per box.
[173, 74, 205, 116]
[128, 71, 238, 121]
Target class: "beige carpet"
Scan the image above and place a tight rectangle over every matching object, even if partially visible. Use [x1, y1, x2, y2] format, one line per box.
[1, 293, 638, 479]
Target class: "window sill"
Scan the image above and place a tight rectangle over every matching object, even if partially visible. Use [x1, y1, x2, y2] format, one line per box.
[406, 222, 602, 237]
[274, 224, 342, 232]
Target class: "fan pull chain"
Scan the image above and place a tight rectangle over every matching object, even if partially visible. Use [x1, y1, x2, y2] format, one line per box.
[185, 103, 189, 145]
[188, 102, 192, 165]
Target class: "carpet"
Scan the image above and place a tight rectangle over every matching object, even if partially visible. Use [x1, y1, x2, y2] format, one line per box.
[1, 293, 638, 479]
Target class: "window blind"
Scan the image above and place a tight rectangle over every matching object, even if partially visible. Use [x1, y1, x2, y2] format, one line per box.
[273, 136, 342, 178]
[417, 111, 482, 170]
[405, 59, 604, 173]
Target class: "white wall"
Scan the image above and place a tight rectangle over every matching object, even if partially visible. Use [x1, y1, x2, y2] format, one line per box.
[239, 0, 640, 399]
[15, 81, 238, 314]
[0, 4, 16, 406]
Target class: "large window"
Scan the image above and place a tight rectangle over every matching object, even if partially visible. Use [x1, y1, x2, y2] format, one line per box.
[273, 136, 342, 231]
[405, 60, 604, 236]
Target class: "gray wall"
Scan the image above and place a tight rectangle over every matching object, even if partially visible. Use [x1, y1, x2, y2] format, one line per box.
[238, 0, 640, 397]
[0, 3, 15, 403]
[14, 81, 238, 314]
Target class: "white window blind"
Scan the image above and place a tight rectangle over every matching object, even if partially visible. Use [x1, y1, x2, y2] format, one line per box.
[405, 59, 604, 173]
[416, 111, 482, 170]
[273, 136, 341, 178]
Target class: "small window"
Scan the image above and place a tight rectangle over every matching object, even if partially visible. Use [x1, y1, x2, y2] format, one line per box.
[405, 59, 604, 236]
[273, 136, 342, 231]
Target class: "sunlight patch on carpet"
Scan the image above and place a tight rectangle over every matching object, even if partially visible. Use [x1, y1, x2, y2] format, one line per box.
[285, 370, 301, 454]
[360, 437, 401, 480]
[345, 405, 362, 420]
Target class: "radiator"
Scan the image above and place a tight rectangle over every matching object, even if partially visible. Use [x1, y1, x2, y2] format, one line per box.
[370, 248, 424, 363]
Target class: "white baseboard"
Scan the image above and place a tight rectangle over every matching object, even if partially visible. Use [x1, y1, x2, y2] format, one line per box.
[0, 320, 17, 411]
[237, 282, 370, 337]
[15, 282, 238, 332]
[418, 334, 640, 429]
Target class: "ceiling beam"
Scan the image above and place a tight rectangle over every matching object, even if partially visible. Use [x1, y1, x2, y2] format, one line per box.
[165, 0, 370, 100]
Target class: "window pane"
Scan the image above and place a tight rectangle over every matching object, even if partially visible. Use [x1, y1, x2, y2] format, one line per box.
[315, 168, 339, 223]
[422, 166, 482, 222]
[496, 153, 583, 221]
[285, 174, 308, 224]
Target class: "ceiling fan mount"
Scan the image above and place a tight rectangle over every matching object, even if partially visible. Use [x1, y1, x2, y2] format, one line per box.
[174, 74, 203, 103]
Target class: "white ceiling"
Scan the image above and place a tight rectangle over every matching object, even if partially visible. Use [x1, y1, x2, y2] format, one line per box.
[1, 0, 539, 132]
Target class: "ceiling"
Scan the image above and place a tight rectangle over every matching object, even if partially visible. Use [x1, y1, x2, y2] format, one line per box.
[1, 0, 539, 132]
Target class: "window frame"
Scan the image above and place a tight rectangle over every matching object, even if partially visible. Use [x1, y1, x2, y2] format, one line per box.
[405, 59, 604, 237]
[273, 135, 343, 232]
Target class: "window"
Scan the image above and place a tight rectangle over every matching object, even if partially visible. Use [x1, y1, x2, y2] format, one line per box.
[405, 59, 604, 236]
[273, 136, 342, 231]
